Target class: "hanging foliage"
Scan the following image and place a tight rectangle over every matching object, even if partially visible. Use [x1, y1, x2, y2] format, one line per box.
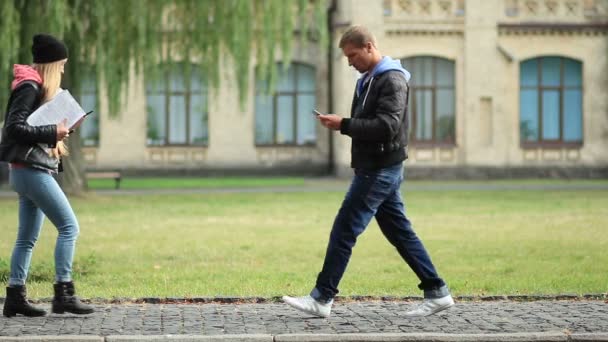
[0, 0, 327, 195]
[0, 0, 328, 115]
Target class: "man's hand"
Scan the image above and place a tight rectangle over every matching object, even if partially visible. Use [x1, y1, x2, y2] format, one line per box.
[56, 118, 70, 141]
[318, 114, 342, 131]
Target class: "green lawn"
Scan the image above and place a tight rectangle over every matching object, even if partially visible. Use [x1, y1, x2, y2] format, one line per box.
[0, 182, 606, 299]
[87, 176, 306, 190]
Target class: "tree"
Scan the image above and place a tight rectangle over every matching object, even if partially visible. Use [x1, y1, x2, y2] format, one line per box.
[0, 0, 327, 194]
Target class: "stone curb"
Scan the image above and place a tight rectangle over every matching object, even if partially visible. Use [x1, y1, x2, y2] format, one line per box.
[570, 334, 608, 342]
[0, 337, 104, 342]
[106, 335, 273, 341]
[0, 294, 605, 305]
[0, 333, 607, 342]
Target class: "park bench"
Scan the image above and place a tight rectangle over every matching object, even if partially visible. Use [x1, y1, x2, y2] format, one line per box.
[86, 171, 122, 189]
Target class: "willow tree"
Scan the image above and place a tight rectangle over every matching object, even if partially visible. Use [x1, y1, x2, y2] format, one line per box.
[0, 0, 327, 194]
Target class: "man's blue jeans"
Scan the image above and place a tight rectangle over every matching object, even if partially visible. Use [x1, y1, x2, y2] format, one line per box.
[312, 163, 448, 302]
[8, 167, 79, 286]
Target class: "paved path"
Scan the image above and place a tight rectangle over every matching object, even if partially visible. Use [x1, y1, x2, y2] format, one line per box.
[0, 299, 607, 341]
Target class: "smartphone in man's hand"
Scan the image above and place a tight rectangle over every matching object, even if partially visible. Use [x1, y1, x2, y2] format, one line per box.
[313, 109, 324, 116]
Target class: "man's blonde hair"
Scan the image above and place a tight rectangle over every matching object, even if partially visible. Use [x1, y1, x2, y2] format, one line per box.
[33, 60, 68, 157]
[338, 25, 377, 49]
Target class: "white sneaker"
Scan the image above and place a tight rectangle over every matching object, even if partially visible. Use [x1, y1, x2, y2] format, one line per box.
[404, 294, 455, 317]
[282, 295, 333, 318]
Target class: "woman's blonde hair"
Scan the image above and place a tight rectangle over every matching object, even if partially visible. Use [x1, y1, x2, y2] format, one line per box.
[33, 60, 68, 157]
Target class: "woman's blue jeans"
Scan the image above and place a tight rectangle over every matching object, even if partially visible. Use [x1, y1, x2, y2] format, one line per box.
[8, 167, 79, 286]
[312, 163, 448, 302]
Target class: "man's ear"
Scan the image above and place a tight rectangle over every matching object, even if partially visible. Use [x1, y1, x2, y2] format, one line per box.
[366, 42, 374, 53]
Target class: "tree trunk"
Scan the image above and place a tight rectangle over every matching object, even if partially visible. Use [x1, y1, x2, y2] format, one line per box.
[57, 31, 87, 196]
[57, 130, 87, 196]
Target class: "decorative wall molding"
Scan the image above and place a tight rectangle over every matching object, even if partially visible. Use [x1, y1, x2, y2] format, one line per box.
[386, 27, 464, 36]
[383, 0, 465, 22]
[502, 0, 608, 22]
[498, 21, 608, 35]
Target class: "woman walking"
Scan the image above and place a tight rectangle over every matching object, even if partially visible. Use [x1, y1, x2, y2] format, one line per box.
[0, 33, 93, 317]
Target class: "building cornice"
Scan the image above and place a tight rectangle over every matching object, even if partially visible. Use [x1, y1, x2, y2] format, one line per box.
[386, 26, 464, 36]
[498, 21, 608, 35]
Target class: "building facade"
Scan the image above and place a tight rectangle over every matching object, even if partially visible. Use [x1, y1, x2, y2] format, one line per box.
[80, 0, 608, 178]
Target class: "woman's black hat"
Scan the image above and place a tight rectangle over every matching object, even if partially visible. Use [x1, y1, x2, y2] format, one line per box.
[31, 34, 68, 64]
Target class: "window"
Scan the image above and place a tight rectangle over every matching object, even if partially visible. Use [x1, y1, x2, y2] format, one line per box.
[255, 63, 316, 145]
[146, 64, 208, 146]
[79, 67, 99, 146]
[520, 57, 582, 146]
[401, 56, 455, 145]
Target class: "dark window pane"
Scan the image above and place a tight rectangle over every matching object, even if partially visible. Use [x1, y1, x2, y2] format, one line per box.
[541, 57, 561, 87]
[520, 59, 538, 87]
[401, 56, 456, 144]
[415, 90, 433, 140]
[189, 94, 207, 145]
[563, 90, 582, 142]
[190, 68, 203, 92]
[146, 77, 165, 93]
[541, 90, 560, 140]
[168, 95, 187, 144]
[146, 63, 208, 146]
[520, 57, 583, 144]
[435, 89, 455, 141]
[81, 76, 96, 93]
[296, 94, 316, 144]
[79, 68, 99, 146]
[436, 59, 454, 87]
[403, 58, 418, 85]
[169, 71, 186, 92]
[564, 59, 582, 87]
[255, 94, 273, 144]
[420, 57, 433, 86]
[276, 64, 295, 92]
[520, 89, 539, 141]
[80, 94, 99, 146]
[276, 95, 295, 144]
[147, 94, 166, 145]
[170, 66, 186, 92]
[297, 64, 315, 92]
[254, 62, 317, 145]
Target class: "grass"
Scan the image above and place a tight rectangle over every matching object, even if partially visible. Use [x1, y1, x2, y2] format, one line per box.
[87, 177, 305, 190]
[0, 181, 606, 299]
[85, 176, 608, 190]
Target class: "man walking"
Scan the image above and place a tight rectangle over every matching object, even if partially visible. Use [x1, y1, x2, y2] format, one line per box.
[282, 25, 454, 318]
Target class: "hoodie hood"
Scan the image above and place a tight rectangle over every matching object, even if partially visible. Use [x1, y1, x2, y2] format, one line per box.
[11, 64, 43, 91]
[357, 56, 411, 96]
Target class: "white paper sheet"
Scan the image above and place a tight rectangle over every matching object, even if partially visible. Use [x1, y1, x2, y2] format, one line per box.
[26, 89, 86, 128]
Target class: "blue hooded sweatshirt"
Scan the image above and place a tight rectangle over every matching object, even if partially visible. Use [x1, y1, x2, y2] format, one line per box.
[356, 56, 411, 98]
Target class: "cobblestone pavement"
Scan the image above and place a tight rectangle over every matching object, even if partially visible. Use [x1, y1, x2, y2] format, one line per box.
[0, 300, 606, 337]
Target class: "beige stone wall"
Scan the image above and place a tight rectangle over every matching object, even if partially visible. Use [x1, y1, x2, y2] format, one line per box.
[85, 0, 608, 175]
[85, 41, 330, 172]
[331, 0, 608, 176]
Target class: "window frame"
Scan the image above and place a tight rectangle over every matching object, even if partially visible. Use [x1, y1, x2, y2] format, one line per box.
[401, 56, 457, 147]
[254, 62, 317, 147]
[519, 56, 584, 148]
[146, 63, 208, 147]
[78, 66, 100, 147]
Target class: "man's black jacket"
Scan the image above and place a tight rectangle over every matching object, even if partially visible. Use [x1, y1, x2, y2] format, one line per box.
[340, 70, 409, 170]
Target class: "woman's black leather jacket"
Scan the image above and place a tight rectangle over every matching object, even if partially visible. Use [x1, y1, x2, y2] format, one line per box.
[0, 81, 59, 172]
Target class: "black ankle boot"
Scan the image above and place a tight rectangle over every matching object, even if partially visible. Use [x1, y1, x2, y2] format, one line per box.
[3, 285, 47, 317]
[52, 281, 94, 315]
